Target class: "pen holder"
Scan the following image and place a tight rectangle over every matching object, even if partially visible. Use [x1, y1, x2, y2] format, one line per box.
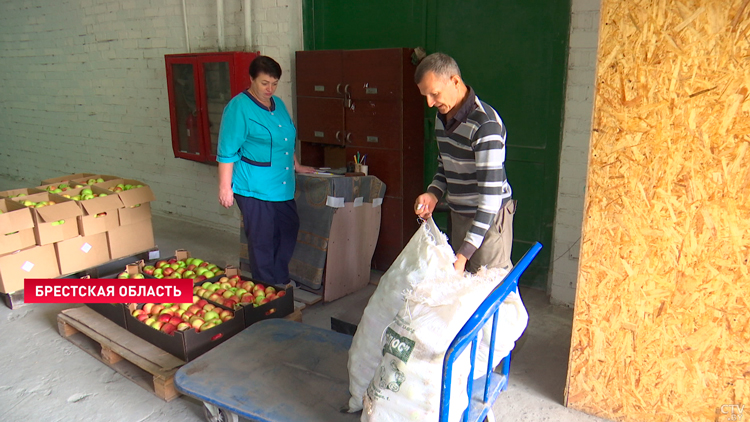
[355, 163, 369, 175]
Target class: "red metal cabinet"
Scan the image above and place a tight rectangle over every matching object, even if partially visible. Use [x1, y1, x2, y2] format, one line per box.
[165, 51, 258, 163]
[296, 48, 424, 270]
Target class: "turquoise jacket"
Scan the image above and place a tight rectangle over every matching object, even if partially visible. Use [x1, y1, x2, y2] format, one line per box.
[216, 92, 296, 201]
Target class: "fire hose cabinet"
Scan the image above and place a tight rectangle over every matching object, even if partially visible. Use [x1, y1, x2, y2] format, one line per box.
[165, 51, 259, 163]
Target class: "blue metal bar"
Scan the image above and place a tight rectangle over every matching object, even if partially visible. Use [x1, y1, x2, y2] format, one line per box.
[439, 242, 543, 422]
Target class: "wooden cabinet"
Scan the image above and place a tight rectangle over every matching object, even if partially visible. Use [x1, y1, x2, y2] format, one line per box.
[295, 48, 424, 270]
[165, 51, 258, 163]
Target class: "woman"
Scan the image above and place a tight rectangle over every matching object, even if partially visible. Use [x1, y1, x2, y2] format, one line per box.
[217, 55, 314, 287]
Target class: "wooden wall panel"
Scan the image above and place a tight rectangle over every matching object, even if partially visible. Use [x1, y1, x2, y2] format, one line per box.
[566, 1, 750, 421]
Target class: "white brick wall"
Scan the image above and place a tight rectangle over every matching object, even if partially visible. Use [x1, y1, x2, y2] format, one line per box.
[550, 0, 600, 306]
[0, 0, 303, 233]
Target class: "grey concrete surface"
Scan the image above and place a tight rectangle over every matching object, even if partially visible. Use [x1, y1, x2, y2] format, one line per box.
[0, 174, 609, 422]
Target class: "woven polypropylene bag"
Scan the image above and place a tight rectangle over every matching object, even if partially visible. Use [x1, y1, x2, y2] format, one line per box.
[347, 218, 455, 412]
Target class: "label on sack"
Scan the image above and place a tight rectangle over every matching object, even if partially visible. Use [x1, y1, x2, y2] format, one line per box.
[353, 197, 364, 207]
[383, 327, 415, 363]
[326, 196, 345, 208]
[21, 261, 35, 272]
[372, 198, 383, 207]
[80, 243, 92, 253]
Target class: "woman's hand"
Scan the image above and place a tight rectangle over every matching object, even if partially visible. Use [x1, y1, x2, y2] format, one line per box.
[219, 186, 234, 208]
[295, 164, 316, 174]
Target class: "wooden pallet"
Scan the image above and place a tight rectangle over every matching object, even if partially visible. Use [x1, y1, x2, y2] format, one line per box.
[57, 306, 184, 401]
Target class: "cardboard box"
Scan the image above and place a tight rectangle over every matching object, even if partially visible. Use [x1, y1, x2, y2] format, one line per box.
[0, 188, 44, 199]
[196, 267, 294, 328]
[55, 233, 111, 275]
[71, 174, 120, 186]
[85, 262, 149, 328]
[0, 199, 36, 255]
[107, 218, 155, 260]
[97, 179, 156, 225]
[125, 302, 244, 361]
[41, 173, 98, 186]
[38, 181, 83, 194]
[14, 193, 82, 245]
[64, 185, 124, 236]
[146, 249, 225, 282]
[0, 244, 60, 293]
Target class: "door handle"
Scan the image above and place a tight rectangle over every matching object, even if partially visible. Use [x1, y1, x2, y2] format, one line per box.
[346, 132, 352, 144]
[335, 131, 343, 144]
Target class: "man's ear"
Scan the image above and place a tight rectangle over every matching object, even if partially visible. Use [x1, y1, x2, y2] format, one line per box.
[450, 74, 462, 87]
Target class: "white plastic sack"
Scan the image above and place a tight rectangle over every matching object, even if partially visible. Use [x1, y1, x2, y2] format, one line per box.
[347, 218, 456, 412]
[361, 267, 511, 422]
[473, 289, 528, 378]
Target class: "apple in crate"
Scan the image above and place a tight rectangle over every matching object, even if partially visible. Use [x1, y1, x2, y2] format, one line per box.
[143, 265, 156, 276]
[189, 317, 204, 330]
[150, 320, 164, 330]
[176, 322, 191, 331]
[161, 323, 177, 335]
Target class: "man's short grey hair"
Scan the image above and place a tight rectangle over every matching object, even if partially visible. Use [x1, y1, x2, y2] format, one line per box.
[414, 52, 461, 84]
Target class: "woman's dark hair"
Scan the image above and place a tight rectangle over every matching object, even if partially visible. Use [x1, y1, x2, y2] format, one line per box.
[249, 55, 282, 80]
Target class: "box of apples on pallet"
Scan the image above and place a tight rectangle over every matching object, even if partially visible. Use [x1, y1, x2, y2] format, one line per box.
[193, 266, 294, 328]
[125, 296, 243, 362]
[84, 261, 151, 329]
[143, 250, 224, 283]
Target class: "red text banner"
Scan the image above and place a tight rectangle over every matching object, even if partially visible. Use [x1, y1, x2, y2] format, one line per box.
[24, 279, 194, 303]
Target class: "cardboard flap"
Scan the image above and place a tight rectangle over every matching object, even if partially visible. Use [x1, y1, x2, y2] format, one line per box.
[98, 179, 156, 207]
[175, 249, 191, 261]
[79, 193, 124, 215]
[0, 199, 34, 233]
[0, 188, 43, 199]
[35, 200, 82, 223]
[41, 173, 96, 185]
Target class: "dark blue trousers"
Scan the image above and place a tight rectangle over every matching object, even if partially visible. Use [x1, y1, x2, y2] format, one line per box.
[235, 195, 299, 285]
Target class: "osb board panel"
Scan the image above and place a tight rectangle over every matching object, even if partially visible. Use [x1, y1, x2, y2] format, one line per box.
[566, 1, 750, 422]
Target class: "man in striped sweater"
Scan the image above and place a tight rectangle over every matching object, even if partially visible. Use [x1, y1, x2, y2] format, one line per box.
[414, 53, 516, 274]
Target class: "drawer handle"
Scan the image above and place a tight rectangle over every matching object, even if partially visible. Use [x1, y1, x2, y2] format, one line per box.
[314, 85, 325, 92]
[335, 131, 342, 143]
[314, 131, 324, 138]
[366, 136, 379, 143]
[346, 132, 352, 144]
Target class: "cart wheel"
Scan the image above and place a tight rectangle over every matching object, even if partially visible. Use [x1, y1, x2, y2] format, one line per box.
[203, 402, 239, 422]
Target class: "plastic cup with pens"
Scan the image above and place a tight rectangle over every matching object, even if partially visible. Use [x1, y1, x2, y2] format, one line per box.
[354, 153, 368, 175]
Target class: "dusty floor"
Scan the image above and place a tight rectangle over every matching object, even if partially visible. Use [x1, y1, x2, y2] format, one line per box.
[0, 175, 609, 422]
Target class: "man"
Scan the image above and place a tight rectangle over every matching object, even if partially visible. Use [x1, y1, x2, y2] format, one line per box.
[414, 52, 516, 274]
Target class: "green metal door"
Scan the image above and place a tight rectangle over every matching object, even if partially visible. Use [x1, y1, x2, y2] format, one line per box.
[303, 0, 570, 289]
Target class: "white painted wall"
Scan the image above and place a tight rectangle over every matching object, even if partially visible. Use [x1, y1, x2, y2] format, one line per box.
[549, 0, 600, 306]
[0, 0, 303, 232]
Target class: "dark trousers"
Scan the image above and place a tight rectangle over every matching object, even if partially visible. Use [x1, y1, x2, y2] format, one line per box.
[235, 195, 300, 285]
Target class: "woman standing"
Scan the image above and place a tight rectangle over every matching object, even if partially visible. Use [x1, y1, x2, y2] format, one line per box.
[217, 55, 314, 287]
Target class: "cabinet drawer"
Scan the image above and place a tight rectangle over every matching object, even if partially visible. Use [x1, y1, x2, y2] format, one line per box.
[343, 49, 405, 100]
[296, 50, 343, 98]
[297, 97, 345, 146]
[345, 147, 402, 198]
[345, 100, 402, 149]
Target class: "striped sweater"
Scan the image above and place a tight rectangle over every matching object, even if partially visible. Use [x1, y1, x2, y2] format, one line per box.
[427, 92, 512, 259]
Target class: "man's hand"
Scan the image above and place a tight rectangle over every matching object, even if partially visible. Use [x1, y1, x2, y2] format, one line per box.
[414, 192, 438, 219]
[218, 186, 234, 208]
[454, 253, 467, 273]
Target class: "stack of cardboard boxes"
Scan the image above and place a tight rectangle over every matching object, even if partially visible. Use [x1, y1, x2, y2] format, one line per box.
[0, 173, 157, 295]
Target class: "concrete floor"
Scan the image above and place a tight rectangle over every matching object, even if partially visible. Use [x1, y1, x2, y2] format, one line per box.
[0, 175, 609, 422]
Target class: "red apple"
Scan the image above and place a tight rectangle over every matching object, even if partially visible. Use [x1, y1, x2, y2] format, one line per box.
[264, 286, 276, 295]
[132, 309, 146, 318]
[265, 293, 277, 301]
[221, 314, 234, 322]
[223, 299, 237, 309]
[158, 314, 173, 323]
[240, 293, 254, 303]
[142, 265, 156, 275]
[241, 281, 255, 291]
[161, 323, 177, 335]
[150, 320, 164, 330]
[162, 267, 174, 276]
[208, 293, 222, 303]
[168, 258, 178, 264]
[142, 303, 154, 314]
[169, 316, 183, 326]
[276, 290, 286, 298]
[182, 311, 194, 320]
[150, 304, 164, 316]
[187, 305, 201, 314]
[136, 314, 149, 322]
[196, 299, 208, 308]
[155, 260, 168, 268]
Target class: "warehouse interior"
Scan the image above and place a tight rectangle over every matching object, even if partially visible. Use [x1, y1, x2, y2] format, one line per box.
[2, 0, 747, 421]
